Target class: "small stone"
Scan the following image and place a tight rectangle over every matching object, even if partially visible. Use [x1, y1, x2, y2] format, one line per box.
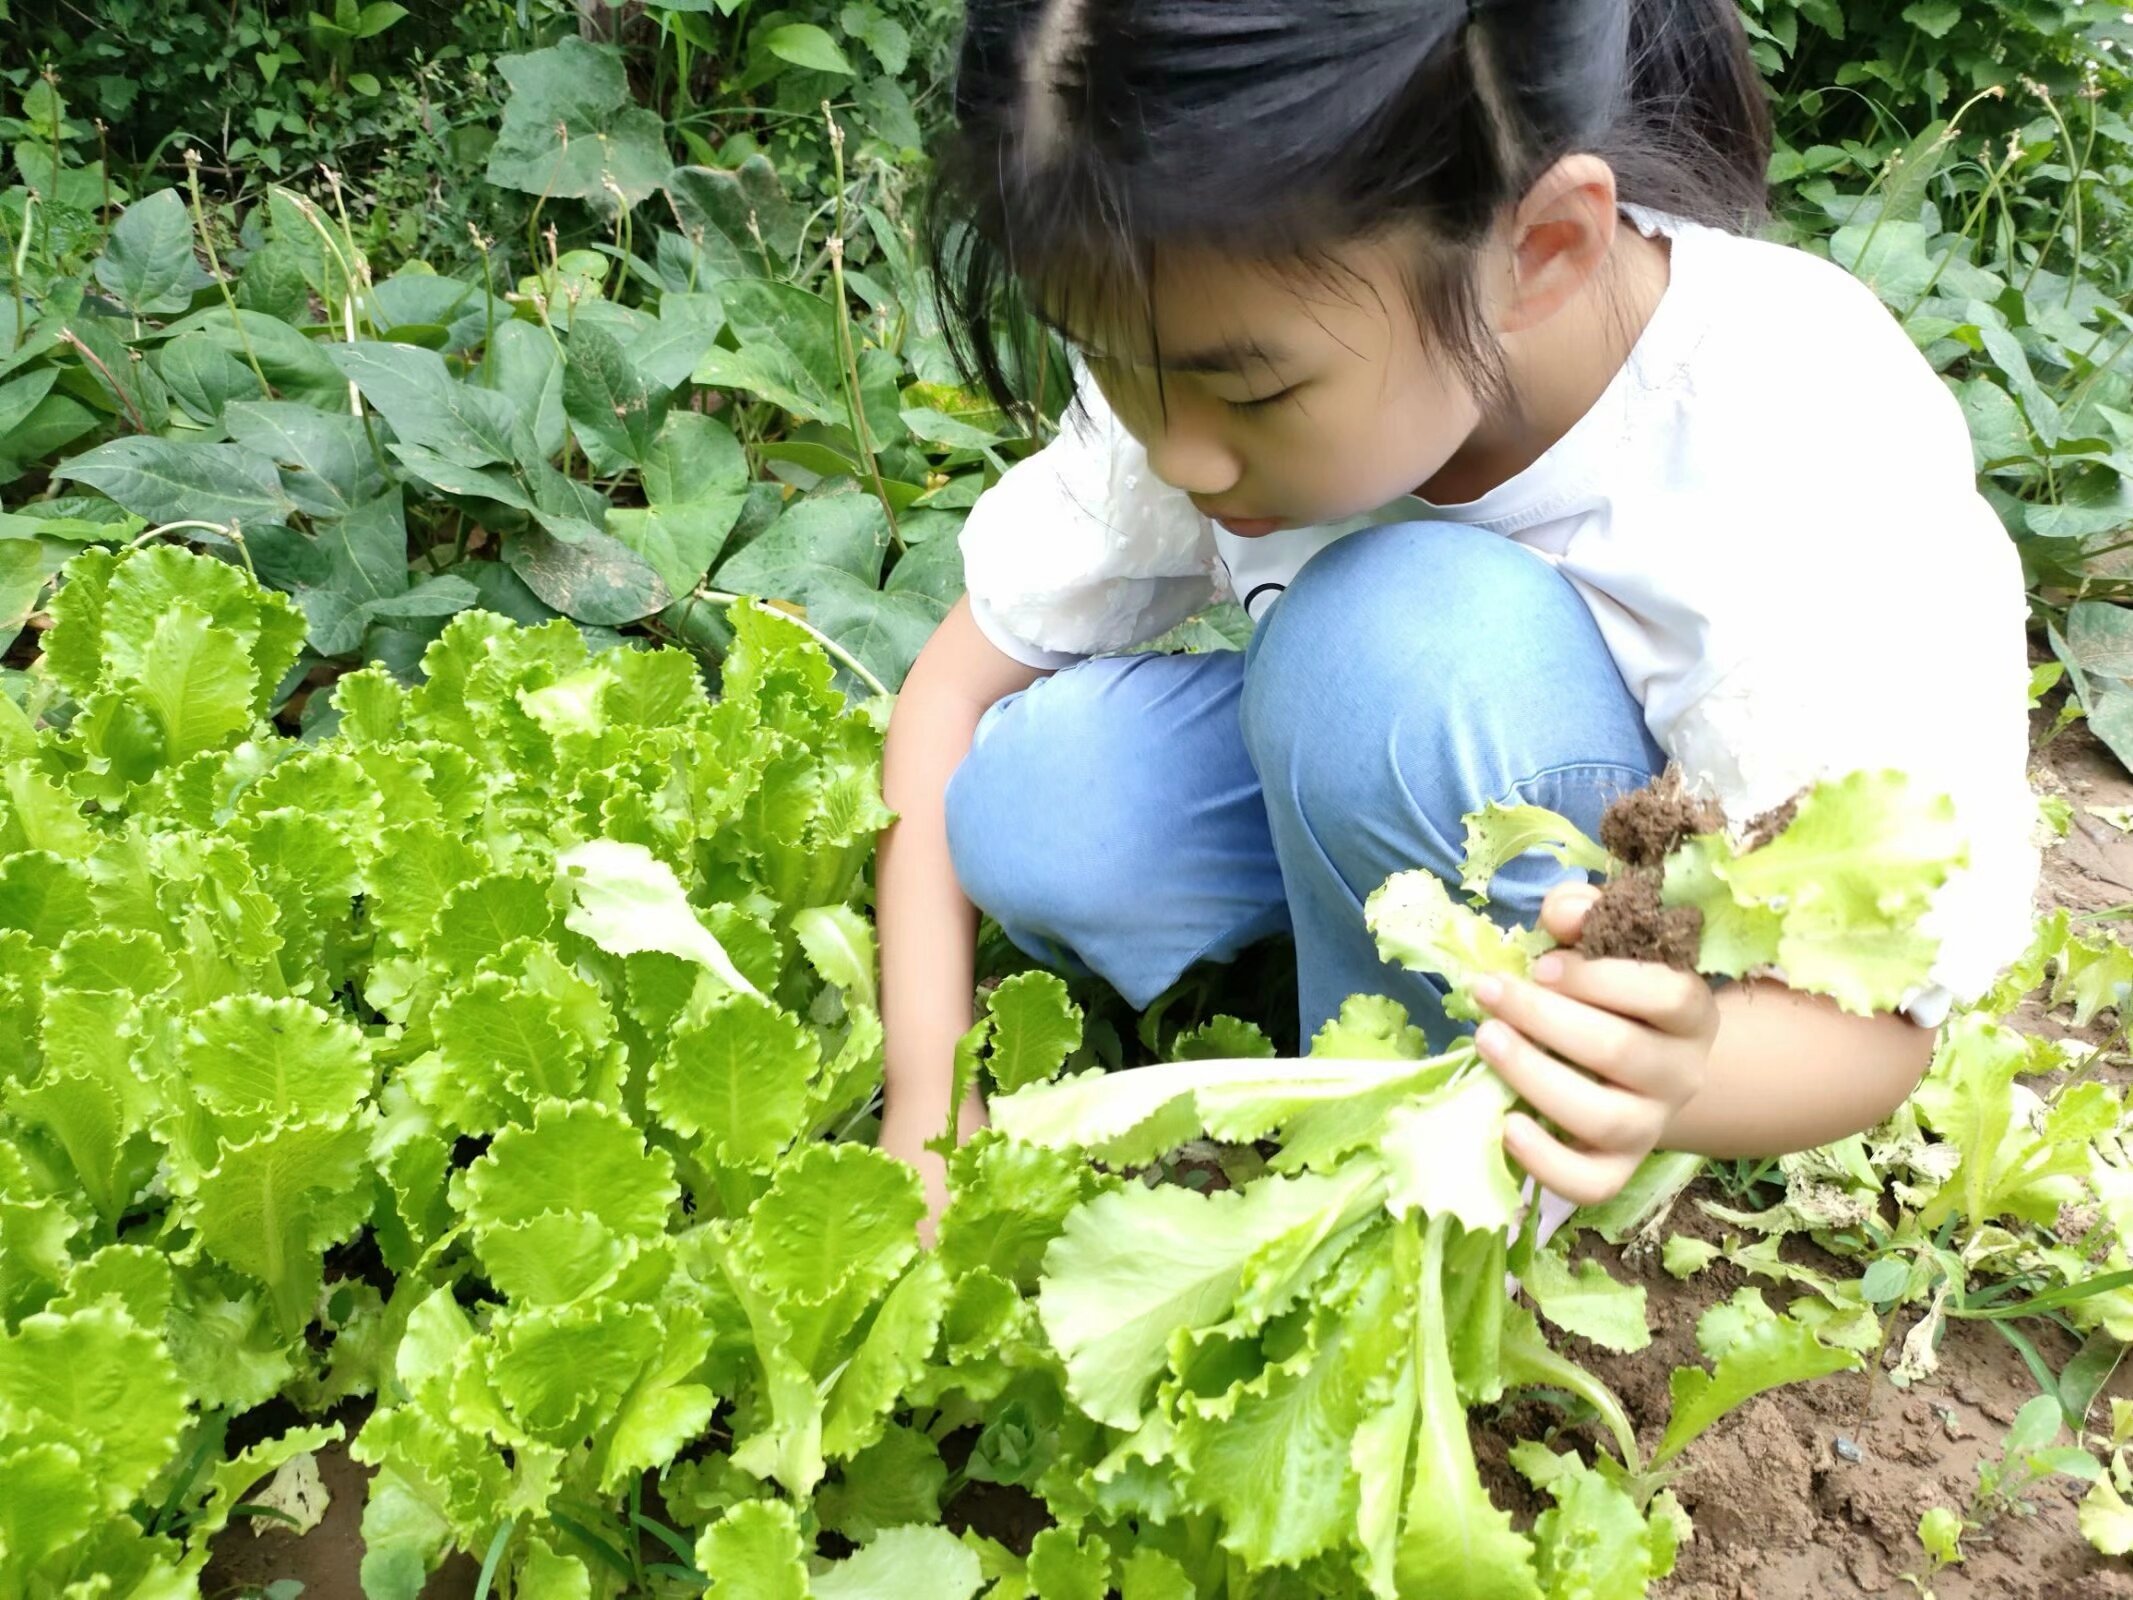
[1833, 1436, 1865, 1464]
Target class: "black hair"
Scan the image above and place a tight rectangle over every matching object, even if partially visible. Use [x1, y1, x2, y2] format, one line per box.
[925, 0, 1772, 421]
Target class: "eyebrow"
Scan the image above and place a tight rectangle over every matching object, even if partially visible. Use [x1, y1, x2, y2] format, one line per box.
[1038, 311, 1289, 376]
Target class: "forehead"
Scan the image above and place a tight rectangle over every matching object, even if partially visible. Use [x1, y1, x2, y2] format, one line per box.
[1040, 237, 1415, 370]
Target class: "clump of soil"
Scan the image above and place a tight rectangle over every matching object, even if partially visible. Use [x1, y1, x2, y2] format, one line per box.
[1582, 870, 1703, 970]
[1742, 794, 1802, 852]
[1601, 767, 1724, 868]
[1582, 769, 1722, 971]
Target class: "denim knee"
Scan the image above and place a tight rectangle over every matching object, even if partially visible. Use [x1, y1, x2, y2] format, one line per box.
[1239, 520, 1658, 880]
[943, 659, 1153, 960]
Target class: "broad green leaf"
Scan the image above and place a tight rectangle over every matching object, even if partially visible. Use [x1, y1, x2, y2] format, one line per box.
[2081, 1475, 2133, 1557]
[563, 321, 669, 472]
[54, 436, 296, 528]
[608, 411, 750, 596]
[504, 526, 671, 626]
[184, 1117, 375, 1334]
[762, 22, 853, 75]
[798, 569, 946, 692]
[811, 1526, 983, 1600]
[489, 1298, 661, 1445]
[696, 1499, 809, 1600]
[482, 319, 567, 458]
[1394, 1216, 1542, 1599]
[179, 993, 374, 1132]
[1037, 1171, 1384, 1429]
[91, 188, 213, 314]
[1698, 771, 1964, 1014]
[134, 601, 261, 764]
[664, 160, 805, 281]
[595, 1303, 718, 1491]
[1460, 802, 1611, 902]
[486, 36, 673, 211]
[820, 1254, 951, 1459]
[1653, 1315, 1858, 1467]
[817, 1424, 947, 1544]
[157, 331, 268, 425]
[1530, 1457, 1655, 1600]
[983, 970, 1082, 1093]
[698, 280, 897, 441]
[649, 992, 819, 1170]
[739, 1142, 923, 1306]
[225, 399, 388, 519]
[456, 1097, 677, 1238]
[1378, 1067, 1523, 1235]
[1366, 869, 1552, 1021]
[1520, 1246, 1651, 1354]
[0, 1303, 189, 1511]
[2067, 600, 2133, 678]
[791, 904, 878, 1012]
[0, 1441, 97, 1571]
[557, 838, 761, 997]
[1180, 1246, 1405, 1567]
[329, 341, 532, 468]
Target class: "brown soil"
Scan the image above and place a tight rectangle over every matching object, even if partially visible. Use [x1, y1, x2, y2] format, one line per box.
[1602, 766, 1726, 868]
[1584, 868, 1705, 970]
[1581, 1200, 2132, 1600]
[1613, 698, 2133, 1598]
[202, 1415, 477, 1600]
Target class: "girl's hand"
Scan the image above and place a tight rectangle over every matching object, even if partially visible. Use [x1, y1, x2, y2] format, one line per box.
[878, 1085, 989, 1247]
[1468, 882, 1718, 1207]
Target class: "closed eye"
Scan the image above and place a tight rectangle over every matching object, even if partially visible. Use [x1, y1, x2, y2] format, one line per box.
[1225, 385, 1301, 414]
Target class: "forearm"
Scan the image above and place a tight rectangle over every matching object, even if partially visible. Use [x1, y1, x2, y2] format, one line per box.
[877, 599, 1048, 1130]
[1658, 978, 1937, 1158]
[877, 706, 985, 1127]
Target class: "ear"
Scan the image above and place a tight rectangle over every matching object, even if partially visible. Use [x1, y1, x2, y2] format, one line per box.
[1496, 154, 1620, 335]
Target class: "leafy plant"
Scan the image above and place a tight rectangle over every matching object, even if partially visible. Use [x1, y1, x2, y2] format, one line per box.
[3, 40, 1013, 704]
[0, 538, 1001, 1594]
[962, 773, 1962, 1597]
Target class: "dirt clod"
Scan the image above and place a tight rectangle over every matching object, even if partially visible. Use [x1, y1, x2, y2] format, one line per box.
[1741, 793, 1802, 851]
[1599, 766, 1724, 868]
[1580, 869, 1703, 970]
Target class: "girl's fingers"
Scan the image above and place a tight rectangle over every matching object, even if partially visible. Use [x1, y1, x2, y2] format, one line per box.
[1474, 973, 1674, 1099]
[1539, 882, 1602, 944]
[1475, 1019, 1666, 1155]
[1504, 1112, 1641, 1208]
[1532, 951, 1716, 1039]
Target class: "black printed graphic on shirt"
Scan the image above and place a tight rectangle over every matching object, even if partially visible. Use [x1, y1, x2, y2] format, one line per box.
[1243, 583, 1287, 622]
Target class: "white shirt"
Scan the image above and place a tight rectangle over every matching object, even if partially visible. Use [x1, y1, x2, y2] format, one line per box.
[958, 210, 2040, 1024]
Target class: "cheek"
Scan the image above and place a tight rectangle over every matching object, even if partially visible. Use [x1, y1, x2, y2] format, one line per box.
[1283, 373, 1474, 508]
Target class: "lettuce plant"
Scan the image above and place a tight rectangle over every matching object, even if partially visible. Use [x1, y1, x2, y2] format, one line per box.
[982, 774, 1967, 1597]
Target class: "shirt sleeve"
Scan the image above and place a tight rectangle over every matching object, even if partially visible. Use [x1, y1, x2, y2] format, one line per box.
[959, 367, 1225, 669]
[1661, 487, 2040, 1028]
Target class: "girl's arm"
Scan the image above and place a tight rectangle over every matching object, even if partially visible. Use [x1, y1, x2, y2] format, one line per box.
[1663, 979, 1934, 1156]
[877, 595, 1049, 1233]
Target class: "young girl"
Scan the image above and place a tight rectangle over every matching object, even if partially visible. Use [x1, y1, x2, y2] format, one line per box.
[875, 0, 2039, 1232]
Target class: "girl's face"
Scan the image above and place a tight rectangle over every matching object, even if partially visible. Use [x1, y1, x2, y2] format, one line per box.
[1059, 236, 1488, 536]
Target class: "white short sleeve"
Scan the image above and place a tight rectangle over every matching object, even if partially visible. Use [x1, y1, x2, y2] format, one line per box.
[1659, 487, 2040, 1026]
[959, 371, 1224, 669]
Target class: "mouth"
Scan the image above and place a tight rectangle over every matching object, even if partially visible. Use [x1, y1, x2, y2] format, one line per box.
[1206, 513, 1289, 538]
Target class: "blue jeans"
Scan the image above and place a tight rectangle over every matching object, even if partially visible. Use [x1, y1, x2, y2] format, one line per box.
[944, 522, 1665, 1049]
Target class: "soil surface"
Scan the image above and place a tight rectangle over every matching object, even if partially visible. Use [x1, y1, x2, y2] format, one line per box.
[1623, 710, 2133, 1598]
[202, 714, 2133, 1597]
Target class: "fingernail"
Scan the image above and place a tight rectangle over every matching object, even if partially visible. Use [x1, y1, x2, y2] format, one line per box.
[1476, 1020, 1508, 1056]
[1534, 954, 1564, 983]
[1473, 976, 1504, 1005]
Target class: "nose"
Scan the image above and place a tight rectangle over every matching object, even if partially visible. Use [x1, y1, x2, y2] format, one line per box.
[1144, 413, 1244, 499]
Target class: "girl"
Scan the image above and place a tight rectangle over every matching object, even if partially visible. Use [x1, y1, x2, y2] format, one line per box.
[875, 0, 2039, 1233]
